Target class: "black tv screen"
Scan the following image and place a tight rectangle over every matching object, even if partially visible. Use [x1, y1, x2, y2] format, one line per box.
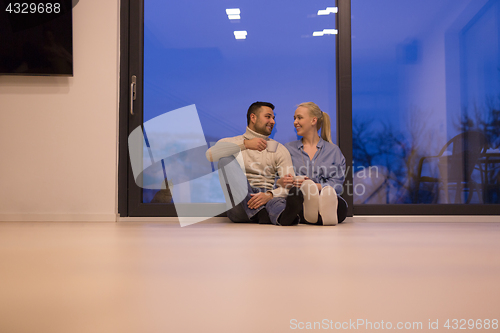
[0, 0, 73, 76]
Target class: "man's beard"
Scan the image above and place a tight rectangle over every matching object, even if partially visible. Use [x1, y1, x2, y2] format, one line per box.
[254, 122, 272, 136]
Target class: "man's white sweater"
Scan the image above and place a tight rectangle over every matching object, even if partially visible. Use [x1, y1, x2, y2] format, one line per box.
[206, 127, 295, 198]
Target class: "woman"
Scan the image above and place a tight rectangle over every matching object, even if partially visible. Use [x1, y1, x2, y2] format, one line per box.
[278, 102, 348, 225]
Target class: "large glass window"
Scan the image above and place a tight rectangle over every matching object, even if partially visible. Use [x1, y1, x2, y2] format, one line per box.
[141, 0, 338, 205]
[352, 0, 500, 205]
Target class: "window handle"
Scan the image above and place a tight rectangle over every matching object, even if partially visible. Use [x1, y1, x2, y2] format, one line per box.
[130, 75, 137, 115]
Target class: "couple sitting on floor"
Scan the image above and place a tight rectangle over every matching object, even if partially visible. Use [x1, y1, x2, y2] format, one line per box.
[206, 101, 347, 226]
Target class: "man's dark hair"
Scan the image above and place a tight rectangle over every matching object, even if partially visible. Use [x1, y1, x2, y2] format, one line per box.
[247, 101, 275, 126]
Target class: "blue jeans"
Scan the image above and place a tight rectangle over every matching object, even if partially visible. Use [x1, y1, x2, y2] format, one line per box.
[218, 156, 286, 225]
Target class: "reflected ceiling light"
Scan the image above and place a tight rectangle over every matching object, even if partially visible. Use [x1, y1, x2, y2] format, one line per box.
[312, 29, 338, 36]
[323, 29, 338, 35]
[228, 14, 241, 20]
[226, 8, 240, 15]
[234, 30, 247, 39]
[317, 7, 338, 15]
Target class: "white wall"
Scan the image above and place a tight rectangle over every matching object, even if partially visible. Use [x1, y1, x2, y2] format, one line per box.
[0, 0, 120, 221]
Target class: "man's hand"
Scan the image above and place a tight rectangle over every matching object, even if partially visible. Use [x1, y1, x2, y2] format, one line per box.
[248, 192, 273, 209]
[277, 173, 294, 189]
[244, 138, 267, 151]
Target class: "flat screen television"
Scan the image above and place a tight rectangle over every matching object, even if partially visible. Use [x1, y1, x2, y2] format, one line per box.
[0, 0, 73, 76]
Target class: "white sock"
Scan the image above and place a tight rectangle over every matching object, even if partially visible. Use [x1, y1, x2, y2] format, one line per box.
[300, 179, 319, 223]
[319, 186, 338, 225]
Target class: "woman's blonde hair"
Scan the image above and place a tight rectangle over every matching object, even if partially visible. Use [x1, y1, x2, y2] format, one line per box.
[297, 102, 332, 143]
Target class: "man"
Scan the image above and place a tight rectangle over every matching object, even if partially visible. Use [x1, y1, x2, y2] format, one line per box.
[206, 102, 303, 226]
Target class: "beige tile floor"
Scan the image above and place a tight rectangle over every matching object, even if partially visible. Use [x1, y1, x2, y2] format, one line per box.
[1, 219, 499, 333]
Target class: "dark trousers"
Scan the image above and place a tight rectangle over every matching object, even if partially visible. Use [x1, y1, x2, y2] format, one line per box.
[218, 156, 286, 225]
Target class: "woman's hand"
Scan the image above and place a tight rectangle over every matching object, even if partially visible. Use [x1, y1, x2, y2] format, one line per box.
[293, 176, 310, 188]
[277, 173, 294, 189]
